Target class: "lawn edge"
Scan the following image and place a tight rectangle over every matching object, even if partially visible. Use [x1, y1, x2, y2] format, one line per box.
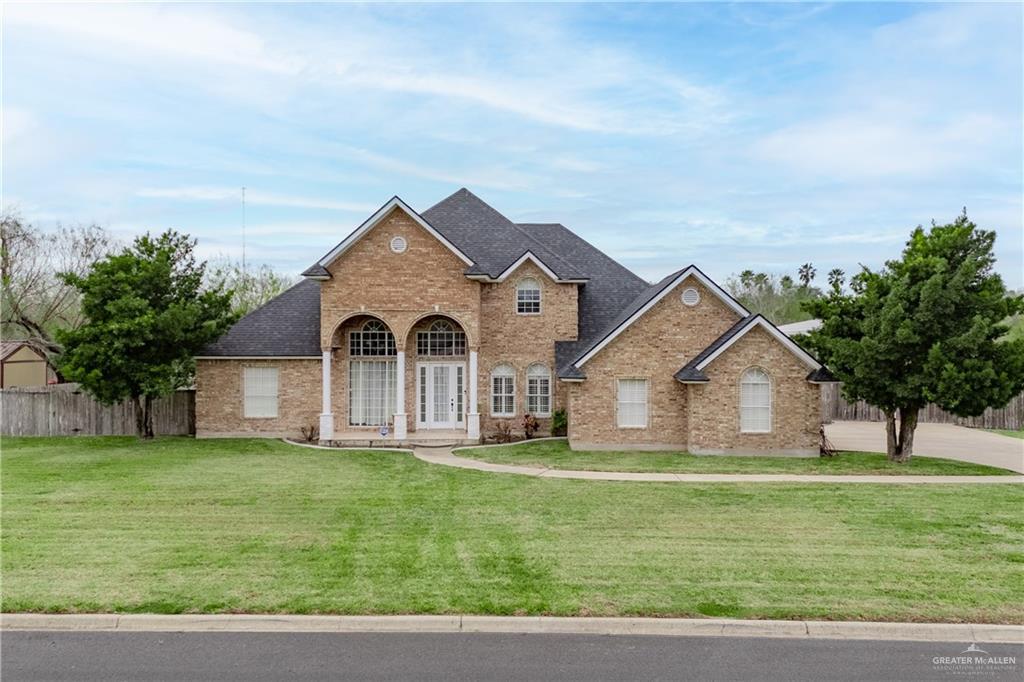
[2, 614, 1021, 643]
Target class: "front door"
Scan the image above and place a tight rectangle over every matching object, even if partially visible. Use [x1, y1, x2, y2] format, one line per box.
[417, 363, 465, 429]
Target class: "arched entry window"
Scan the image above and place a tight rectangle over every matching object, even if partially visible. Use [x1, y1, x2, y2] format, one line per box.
[740, 367, 771, 433]
[349, 319, 395, 356]
[416, 319, 466, 356]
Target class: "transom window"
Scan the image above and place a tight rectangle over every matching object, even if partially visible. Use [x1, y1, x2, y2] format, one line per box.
[349, 319, 395, 356]
[491, 364, 515, 417]
[526, 363, 551, 416]
[416, 319, 466, 356]
[740, 367, 772, 433]
[616, 379, 648, 428]
[516, 278, 541, 315]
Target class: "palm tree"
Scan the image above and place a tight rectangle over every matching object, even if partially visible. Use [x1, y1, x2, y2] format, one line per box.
[827, 268, 845, 293]
[798, 263, 816, 288]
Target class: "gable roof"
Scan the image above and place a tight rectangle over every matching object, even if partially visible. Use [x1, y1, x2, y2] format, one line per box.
[304, 196, 474, 278]
[673, 314, 835, 384]
[1, 341, 47, 362]
[422, 189, 588, 282]
[198, 279, 322, 357]
[567, 265, 749, 373]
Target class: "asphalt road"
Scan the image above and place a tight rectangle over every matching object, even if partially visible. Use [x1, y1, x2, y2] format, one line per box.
[3, 632, 1022, 681]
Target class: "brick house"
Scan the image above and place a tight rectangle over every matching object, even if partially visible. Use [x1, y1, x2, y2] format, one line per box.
[196, 189, 836, 454]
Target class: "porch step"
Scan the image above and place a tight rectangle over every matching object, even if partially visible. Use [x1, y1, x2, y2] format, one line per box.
[320, 438, 480, 449]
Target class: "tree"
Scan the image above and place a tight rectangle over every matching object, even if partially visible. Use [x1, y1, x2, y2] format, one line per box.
[827, 268, 845, 294]
[726, 270, 822, 325]
[205, 259, 295, 317]
[1, 211, 112, 355]
[57, 231, 236, 438]
[798, 262, 817, 288]
[804, 211, 1024, 462]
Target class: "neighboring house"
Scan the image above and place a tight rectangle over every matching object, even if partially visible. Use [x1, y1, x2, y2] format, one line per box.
[1, 342, 56, 388]
[777, 319, 823, 337]
[196, 189, 836, 454]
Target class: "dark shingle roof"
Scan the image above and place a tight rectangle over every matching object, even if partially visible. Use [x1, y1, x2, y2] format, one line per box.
[422, 189, 588, 281]
[806, 366, 839, 383]
[200, 279, 321, 356]
[673, 316, 754, 382]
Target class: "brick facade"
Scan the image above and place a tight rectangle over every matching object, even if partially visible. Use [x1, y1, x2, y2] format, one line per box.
[196, 204, 824, 455]
[195, 359, 320, 438]
[566, 277, 741, 449]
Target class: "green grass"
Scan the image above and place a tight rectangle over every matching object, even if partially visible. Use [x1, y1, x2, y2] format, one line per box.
[460, 440, 1014, 475]
[989, 429, 1024, 440]
[2, 436, 1023, 623]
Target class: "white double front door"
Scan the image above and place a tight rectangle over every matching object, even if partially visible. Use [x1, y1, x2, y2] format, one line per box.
[416, 362, 465, 429]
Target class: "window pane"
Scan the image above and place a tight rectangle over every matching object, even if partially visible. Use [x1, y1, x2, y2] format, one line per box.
[616, 379, 647, 427]
[244, 367, 278, 418]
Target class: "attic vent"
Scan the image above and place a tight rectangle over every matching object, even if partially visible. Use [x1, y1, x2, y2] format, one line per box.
[389, 236, 408, 254]
[681, 287, 701, 306]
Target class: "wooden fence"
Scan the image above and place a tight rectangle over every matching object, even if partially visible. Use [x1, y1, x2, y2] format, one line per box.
[1, 384, 195, 437]
[821, 384, 1023, 430]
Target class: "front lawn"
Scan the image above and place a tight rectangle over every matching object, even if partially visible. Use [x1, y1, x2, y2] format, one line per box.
[460, 439, 1014, 475]
[989, 429, 1024, 440]
[2, 437, 1022, 623]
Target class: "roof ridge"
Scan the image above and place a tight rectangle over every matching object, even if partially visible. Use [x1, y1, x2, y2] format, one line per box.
[518, 222, 646, 287]
[506, 222, 587, 279]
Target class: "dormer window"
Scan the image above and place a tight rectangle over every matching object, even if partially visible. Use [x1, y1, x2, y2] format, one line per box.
[516, 278, 541, 315]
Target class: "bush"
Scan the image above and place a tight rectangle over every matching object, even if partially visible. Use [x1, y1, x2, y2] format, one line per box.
[521, 414, 539, 439]
[551, 409, 567, 436]
[300, 424, 319, 443]
[491, 420, 513, 443]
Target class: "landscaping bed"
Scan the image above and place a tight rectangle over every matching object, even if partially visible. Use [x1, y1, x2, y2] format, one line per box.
[458, 439, 1015, 475]
[3, 436, 1022, 623]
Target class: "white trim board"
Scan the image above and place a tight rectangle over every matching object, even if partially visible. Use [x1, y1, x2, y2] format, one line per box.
[696, 315, 822, 372]
[574, 266, 749, 368]
[313, 196, 474, 271]
[464, 251, 588, 284]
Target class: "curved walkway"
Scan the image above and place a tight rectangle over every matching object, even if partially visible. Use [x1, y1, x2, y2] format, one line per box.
[415, 447, 1024, 484]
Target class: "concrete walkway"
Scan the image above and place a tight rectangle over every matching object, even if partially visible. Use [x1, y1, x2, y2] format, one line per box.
[826, 421, 1024, 473]
[3, 614, 1021, 643]
[415, 448, 1023, 483]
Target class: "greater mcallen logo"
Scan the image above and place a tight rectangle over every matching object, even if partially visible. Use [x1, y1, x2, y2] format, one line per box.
[932, 643, 1018, 676]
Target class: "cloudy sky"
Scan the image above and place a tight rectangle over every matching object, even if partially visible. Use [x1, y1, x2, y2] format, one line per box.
[4, 2, 1022, 287]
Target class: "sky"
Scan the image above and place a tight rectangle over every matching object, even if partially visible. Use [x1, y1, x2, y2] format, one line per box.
[3, 2, 1022, 288]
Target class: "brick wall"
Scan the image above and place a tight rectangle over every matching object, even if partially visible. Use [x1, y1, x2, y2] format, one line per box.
[478, 260, 578, 436]
[687, 326, 820, 455]
[195, 359, 320, 438]
[567, 277, 741, 449]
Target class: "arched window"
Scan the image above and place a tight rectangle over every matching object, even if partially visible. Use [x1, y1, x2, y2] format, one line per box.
[740, 367, 771, 433]
[491, 364, 515, 417]
[516, 278, 541, 314]
[416, 319, 466, 356]
[349, 319, 395, 356]
[525, 363, 551, 416]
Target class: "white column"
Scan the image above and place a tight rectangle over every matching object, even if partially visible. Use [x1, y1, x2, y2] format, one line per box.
[467, 349, 480, 439]
[319, 350, 334, 441]
[393, 350, 408, 440]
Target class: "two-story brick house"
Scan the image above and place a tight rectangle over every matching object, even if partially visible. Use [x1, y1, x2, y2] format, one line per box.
[196, 188, 836, 454]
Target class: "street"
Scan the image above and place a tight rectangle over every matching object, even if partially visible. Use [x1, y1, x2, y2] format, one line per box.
[3, 631, 1022, 681]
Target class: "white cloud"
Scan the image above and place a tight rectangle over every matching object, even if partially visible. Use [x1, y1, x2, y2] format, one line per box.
[136, 187, 375, 213]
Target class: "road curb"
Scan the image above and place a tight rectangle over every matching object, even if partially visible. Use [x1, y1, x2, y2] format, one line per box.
[3, 614, 1021, 643]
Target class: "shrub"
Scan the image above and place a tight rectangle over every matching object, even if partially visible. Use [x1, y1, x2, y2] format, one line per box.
[491, 420, 513, 443]
[551, 409, 567, 436]
[300, 424, 320, 443]
[522, 413, 539, 439]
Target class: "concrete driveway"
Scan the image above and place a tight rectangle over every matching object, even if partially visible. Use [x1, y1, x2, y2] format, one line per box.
[825, 421, 1024, 473]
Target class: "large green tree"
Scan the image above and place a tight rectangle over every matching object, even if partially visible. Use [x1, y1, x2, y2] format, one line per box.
[805, 212, 1024, 462]
[57, 231, 236, 438]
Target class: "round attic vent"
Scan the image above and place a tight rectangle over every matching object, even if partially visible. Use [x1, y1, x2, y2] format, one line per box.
[389, 236, 408, 254]
[681, 287, 701, 306]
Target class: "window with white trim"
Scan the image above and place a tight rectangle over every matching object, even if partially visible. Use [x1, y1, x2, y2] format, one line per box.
[416, 319, 466, 356]
[616, 379, 647, 428]
[349, 319, 395, 356]
[243, 367, 278, 418]
[491, 364, 515, 417]
[516, 278, 541, 314]
[349, 360, 396, 426]
[525, 363, 551, 416]
[740, 367, 772, 433]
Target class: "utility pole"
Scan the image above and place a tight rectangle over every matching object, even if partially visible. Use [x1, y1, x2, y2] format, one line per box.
[241, 186, 247, 276]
